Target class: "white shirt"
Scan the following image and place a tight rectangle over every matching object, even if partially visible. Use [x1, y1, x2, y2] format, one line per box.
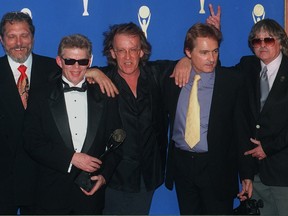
[62, 76, 88, 172]
[261, 52, 282, 90]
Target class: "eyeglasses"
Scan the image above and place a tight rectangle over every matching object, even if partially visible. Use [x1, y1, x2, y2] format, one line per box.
[113, 48, 141, 57]
[61, 57, 89, 66]
[251, 37, 276, 48]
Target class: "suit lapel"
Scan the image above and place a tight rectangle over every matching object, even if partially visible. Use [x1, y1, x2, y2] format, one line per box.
[81, 87, 104, 154]
[0, 56, 25, 112]
[0, 56, 24, 152]
[208, 69, 219, 135]
[49, 79, 74, 150]
[261, 56, 288, 114]
[249, 62, 262, 118]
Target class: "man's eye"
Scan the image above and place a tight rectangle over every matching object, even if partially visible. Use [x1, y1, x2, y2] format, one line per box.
[7, 35, 15, 39]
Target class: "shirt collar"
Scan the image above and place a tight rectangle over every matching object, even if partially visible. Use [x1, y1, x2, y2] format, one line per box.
[62, 76, 86, 87]
[260, 52, 282, 73]
[189, 70, 215, 86]
[8, 53, 32, 74]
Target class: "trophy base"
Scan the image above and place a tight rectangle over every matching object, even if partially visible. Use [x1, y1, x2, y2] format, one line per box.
[75, 171, 95, 192]
[199, 9, 206, 14]
[82, 11, 89, 16]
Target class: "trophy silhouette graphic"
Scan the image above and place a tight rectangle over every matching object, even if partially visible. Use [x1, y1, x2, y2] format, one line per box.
[252, 4, 265, 23]
[199, 0, 205, 14]
[83, 0, 89, 16]
[138, 5, 151, 38]
[21, 8, 32, 19]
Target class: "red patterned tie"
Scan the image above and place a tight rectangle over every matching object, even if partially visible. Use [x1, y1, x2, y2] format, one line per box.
[17, 65, 29, 109]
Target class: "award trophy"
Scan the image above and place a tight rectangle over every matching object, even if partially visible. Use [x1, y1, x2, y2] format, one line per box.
[138, 5, 151, 38]
[82, 0, 89, 16]
[252, 4, 265, 23]
[74, 129, 126, 192]
[21, 8, 33, 19]
[199, 0, 205, 14]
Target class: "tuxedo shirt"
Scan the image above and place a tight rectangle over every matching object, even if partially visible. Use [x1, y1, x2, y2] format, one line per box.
[63, 76, 88, 153]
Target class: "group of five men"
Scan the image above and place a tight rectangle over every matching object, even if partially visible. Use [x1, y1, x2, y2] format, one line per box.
[0, 4, 288, 216]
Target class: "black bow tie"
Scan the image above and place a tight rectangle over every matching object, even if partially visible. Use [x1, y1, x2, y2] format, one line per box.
[62, 80, 87, 93]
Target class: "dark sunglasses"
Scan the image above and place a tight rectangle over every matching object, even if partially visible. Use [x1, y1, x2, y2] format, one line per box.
[251, 37, 276, 48]
[61, 57, 89, 66]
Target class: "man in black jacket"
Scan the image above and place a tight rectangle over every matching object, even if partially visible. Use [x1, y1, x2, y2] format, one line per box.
[94, 22, 176, 215]
[164, 23, 241, 215]
[0, 12, 60, 214]
[235, 19, 288, 216]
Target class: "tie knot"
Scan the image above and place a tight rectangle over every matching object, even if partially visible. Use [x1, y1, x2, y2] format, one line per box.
[18, 65, 27, 74]
[194, 74, 201, 82]
[260, 66, 268, 78]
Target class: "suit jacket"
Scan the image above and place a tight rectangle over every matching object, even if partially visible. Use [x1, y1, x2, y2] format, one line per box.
[0, 53, 60, 206]
[164, 65, 242, 200]
[237, 55, 288, 186]
[100, 61, 176, 192]
[23, 76, 122, 214]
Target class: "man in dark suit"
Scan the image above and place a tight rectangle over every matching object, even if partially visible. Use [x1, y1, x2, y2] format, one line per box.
[23, 34, 122, 214]
[164, 23, 242, 215]
[235, 19, 288, 215]
[0, 12, 60, 215]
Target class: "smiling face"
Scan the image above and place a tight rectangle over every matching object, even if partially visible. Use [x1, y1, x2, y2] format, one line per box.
[0, 21, 34, 63]
[110, 33, 144, 77]
[56, 48, 90, 85]
[185, 37, 219, 73]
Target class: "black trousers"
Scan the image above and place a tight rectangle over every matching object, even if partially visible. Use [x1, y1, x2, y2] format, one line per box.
[174, 148, 233, 215]
[103, 177, 154, 215]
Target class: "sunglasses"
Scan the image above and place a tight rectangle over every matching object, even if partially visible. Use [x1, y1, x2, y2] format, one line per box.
[251, 37, 276, 48]
[61, 57, 89, 66]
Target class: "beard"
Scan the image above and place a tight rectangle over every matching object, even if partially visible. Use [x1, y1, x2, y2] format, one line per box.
[4, 45, 32, 63]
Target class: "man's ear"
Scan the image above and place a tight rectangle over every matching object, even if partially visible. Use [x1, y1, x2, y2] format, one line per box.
[139, 49, 144, 58]
[110, 49, 116, 59]
[56, 56, 63, 68]
[184, 48, 192, 58]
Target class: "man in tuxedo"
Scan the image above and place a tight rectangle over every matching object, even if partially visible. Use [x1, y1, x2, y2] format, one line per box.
[23, 34, 122, 214]
[164, 23, 242, 215]
[235, 19, 288, 215]
[0, 11, 60, 214]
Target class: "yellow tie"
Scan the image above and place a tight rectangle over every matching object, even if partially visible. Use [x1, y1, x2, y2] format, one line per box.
[185, 74, 201, 148]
